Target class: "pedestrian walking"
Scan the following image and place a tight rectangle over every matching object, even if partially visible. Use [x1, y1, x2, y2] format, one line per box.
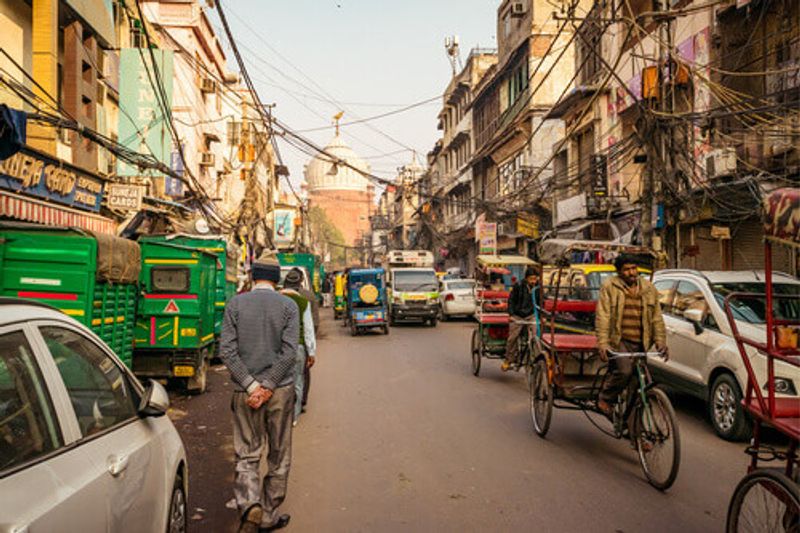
[502, 267, 539, 371]
[595, 254, 668, 416]
[288, 267, 319, 411]
[219, 252, 299, 532]
[322, 274, 332, 308]
[281, 269, 317, 426]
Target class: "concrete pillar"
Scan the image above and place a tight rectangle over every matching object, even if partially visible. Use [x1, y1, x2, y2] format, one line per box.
[29, 0, 58, 155]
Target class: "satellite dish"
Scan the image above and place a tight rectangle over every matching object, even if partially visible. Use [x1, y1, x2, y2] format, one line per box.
[195, 218, 210, 234]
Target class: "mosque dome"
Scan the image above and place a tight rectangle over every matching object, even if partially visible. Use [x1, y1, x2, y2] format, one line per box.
[304, 134, 371, 192]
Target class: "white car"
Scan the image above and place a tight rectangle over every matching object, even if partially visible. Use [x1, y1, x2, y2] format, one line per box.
[439, 279, 477, 319]
[650, 270, 800, 441]
[0, 299, 187, 532]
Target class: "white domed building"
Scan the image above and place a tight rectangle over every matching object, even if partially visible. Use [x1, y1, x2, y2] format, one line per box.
[304, 133, 374, 247]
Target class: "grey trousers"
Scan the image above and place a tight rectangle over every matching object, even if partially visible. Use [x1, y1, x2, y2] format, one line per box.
[293, 346, 307, 420]
[600, 339, 644, 403]
[232, 384, 295, 527]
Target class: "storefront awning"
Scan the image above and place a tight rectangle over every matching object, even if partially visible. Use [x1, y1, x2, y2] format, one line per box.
[0, 190, 116, 234]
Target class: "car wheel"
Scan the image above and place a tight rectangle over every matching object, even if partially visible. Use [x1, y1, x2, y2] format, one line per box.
[709, 373, 751, 441]
[167, 475, 187, 533]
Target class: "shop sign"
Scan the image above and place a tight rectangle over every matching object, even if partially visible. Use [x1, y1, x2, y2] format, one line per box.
[517, 214, 540, 239]
[711, 225, 731, 239]
[476, 218, 497, 255]
[0, 148, 104, 212]
[556, 194, 587, 225]
[107, 184, 144, 211]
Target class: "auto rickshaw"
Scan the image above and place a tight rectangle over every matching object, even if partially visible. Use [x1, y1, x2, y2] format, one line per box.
[333, 271, 346, 319]
[346, 268, 389, 336]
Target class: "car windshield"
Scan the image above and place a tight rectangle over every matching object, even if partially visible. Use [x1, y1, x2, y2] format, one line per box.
[394, 271, 438, 292]
[447, 281, 475, 291]
[711, 282, 800, 324]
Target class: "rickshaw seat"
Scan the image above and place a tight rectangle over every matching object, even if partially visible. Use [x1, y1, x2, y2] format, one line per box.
[542, 300, 597, 313]
[541, 334, 597, 351]
[483, 302, 508, 313]
[479, 314, 510, 325]
[479, 290, 510, 300]
[746, 397, 800, 419]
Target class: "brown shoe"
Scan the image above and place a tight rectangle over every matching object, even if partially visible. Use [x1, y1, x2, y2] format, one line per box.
[240, 504, 263, 533]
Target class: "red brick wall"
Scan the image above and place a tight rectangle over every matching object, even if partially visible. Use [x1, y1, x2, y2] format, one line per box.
[309, 189, 374, 246]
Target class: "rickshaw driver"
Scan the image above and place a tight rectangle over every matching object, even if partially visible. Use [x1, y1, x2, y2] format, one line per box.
[501, 267, 539, 371]
[596, 254, 668, 416]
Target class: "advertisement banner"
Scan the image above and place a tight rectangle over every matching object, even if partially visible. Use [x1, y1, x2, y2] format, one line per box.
[273, 208, 296, 246]
[117, 48, 174, 178]
[0, 147, 104, 212]
[477, 220, 497, 255]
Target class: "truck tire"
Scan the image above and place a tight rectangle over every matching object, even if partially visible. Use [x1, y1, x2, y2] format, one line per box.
[186, 350, 209, 394]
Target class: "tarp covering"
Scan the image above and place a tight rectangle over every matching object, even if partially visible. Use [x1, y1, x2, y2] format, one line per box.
[90, 231, 141, 284]
[537, 239, 654, 265]
[763, 188, 800, 246]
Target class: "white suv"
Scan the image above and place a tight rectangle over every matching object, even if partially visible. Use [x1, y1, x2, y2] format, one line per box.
[0, 299, 188, 532]
[650, 270, 800, 441]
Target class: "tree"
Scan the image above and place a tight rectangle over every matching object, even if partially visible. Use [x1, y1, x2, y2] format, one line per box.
[307, 206, 347, 267]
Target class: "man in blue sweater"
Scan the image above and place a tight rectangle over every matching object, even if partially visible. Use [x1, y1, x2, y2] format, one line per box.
[220, 252, 299, 532]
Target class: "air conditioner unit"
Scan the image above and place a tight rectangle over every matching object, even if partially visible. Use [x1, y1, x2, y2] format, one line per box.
[199, 78, 216, 94]
[705, 148, 737, 179]
[511, 1, 526, 16]
[200, 152, 215, 166]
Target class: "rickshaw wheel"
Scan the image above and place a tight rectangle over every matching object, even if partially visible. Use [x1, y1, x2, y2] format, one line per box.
[382, 325, 390, 335]
[634, 388, 680, 491]
[470, 328, 482, 377]
[726, 468, 800, 533]
[350, 323, 358, 337]
[529, 358, 552, 437]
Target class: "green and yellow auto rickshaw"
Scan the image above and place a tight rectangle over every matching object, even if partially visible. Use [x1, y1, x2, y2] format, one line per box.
[333, 271, 346, 319]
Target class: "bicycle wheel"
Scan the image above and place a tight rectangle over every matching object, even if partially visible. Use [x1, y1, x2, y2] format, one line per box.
[470, 328, 482, 377]
[634, 387, 680, 491]
[529, 358, 553, 437]
[727, 469, 800, 533]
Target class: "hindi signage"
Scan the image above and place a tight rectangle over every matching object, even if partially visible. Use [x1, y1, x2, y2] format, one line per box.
[516, 214, 540, 239]
[107, 183, 144, 211]
[477, 219, 497, 255]
[0, 147, 104, 212]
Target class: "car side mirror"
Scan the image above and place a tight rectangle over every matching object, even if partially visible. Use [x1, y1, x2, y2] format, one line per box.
[139, 379, 170, 418]
[683, 308, 705, 335]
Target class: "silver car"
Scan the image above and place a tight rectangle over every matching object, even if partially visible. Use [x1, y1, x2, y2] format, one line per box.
[0, 299, 187, 532]
[650, 270, 800, 441]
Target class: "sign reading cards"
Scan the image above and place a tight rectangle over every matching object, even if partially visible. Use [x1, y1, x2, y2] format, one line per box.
[0, 147, 105, 212]
[107, 184, 144, 211]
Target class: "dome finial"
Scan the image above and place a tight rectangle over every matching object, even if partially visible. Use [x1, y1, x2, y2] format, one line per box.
[333, 111, 344, 136]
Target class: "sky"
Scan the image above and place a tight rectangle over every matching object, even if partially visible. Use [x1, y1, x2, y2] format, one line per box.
[211, 0, 499, 194]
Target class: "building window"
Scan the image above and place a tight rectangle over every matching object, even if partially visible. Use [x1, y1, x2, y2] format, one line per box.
[577, 3, 603, 84]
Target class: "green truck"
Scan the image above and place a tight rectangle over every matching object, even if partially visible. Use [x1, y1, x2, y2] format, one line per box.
[140, 234, 238, 338]
[0, 223, 140, 367]
[133, 238, 218, 393]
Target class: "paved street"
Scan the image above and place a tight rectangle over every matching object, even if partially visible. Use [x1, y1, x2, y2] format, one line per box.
[170, 313, 750, 532]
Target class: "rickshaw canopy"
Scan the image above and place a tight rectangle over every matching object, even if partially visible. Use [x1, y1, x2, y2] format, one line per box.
[476, 255, 538, 267]
[537, 238, 656, 265]
[763, 187, 800, 247]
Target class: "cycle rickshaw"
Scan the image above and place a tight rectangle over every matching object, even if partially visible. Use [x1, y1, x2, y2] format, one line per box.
[470, 255, 539, 377]
[528, 239, 681, 491]
[724, 188, 799, 532]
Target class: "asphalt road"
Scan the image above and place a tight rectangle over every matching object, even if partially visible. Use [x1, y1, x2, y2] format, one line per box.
[170, 313, 754, 532]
